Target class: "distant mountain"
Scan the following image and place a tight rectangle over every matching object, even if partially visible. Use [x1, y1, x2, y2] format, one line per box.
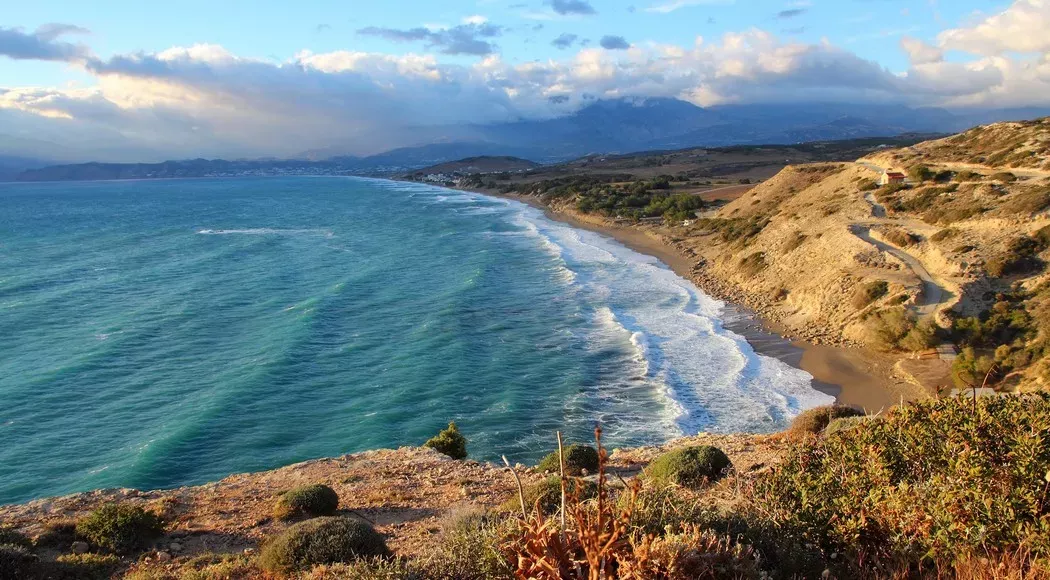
[305, 98, 1050, 167]
[14, 98, 1050, 182]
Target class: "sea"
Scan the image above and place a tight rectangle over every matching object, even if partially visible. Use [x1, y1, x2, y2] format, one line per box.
[0, 176, 832, 505]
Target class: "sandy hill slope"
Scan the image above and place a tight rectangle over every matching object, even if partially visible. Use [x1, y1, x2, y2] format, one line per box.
[676, 118, 1050, 391]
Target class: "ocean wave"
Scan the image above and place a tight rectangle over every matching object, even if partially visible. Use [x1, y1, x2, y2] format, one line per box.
[508, 200, 832, 436]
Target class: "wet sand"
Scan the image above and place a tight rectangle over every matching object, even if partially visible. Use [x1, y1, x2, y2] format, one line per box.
[500, 192, 917, 412]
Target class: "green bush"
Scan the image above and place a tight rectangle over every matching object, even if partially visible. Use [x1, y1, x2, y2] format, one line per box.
[867, 307, 919, 352]
[258, 516, 390, 574]
[908, 165, 932, 182]
[851, 280, 888, 309]
[424, 421, 467, 460]
[788, 405, 865, 438]
[644, 446, 733, 488]
[752, 394, 1050, 571]
[75, 503, 163, 553]
[535, 444, 600, 476]
[990, 171, 1017, 183]
[0, 527, 32, 551]
[274, 484, 340, 520]
[504, 476, 596, 515]
[823, 415, 868, 436]
[0, 544, 37, 579]
[899, 317, 939, 352]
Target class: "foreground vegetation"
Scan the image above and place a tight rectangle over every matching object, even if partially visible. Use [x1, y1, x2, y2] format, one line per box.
[4, 394, 1049, 578]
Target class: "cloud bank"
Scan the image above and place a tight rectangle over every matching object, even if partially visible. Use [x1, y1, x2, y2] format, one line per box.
[2, 0, 1049, 160]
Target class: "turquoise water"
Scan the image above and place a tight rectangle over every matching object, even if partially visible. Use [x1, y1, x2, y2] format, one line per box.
[0, 177, 830, 505]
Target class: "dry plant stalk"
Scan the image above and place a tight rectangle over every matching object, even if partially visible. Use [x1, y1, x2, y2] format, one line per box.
[511, 426, 640, 580]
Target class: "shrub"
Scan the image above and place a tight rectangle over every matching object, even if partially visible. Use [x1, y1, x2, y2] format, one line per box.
[0, 527, 32, 551]
[258, 516, 390, 574]
[536, 443, 600, 476]
[423, 507, 513, 580]
[0, 544, 37, 579]
[738, 252, 767, 276]
[986, 236, 1045, 278]
[274, 484, 340, 520]
[930, 227, 959, 242]
[851, 280, 888, 309]
[858, 179, 878, 191]
[424, 421, 467, 460]
[823, 415, 868, 436]
[954, 170, 982, 182]
[881, 226, 920, 247]
[504, 476, 596, 515]
[788, 405, 865, 438]
[899, 317, 939, 352]
[908, 165, 933, 182]
[867, 307, 919, 352]
[752, 394, 1050, 572]
[75, 503, 163, 553]
[990, 171, 1018, 183]
[644, 446, 732, 488]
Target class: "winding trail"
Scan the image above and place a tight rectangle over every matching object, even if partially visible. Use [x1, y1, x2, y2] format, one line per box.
[851, 160, 957, 360]
[848, 225, 949, 319]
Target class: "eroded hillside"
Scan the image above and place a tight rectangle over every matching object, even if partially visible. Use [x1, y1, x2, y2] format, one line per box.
[678, 119, 1050, 391]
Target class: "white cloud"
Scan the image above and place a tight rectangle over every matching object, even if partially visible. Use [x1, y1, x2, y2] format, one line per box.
[938, 0, 1050, 55]
[3, 8, 1050, 161]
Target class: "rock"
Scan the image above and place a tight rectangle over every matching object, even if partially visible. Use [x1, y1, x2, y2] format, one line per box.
[156, 551, 172, 562]
[169, 542, 183, 552]
[243, 547, 256, 555]
[70, 541, 89, 554]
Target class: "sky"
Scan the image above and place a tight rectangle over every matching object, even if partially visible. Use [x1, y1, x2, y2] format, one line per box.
[1, 0, 1048, 161]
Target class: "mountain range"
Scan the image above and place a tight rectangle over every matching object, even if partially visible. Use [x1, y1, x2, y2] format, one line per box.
[7, 98, 1050, 181]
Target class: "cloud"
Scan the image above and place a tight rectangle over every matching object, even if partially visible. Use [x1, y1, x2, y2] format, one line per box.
[938, 0, 1050, 55]
[0, 23, 91, 62]
[599, 35, 630, 50]
[776, 8, 807, 19]
[552, 33, 580, 49]
[549, 0, 597, 15]
[357, 22, 503, 55]
[900, 36, 942, 65]
[4, 19, 1050, 161]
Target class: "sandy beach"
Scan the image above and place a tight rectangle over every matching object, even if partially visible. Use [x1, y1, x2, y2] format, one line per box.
[497, 191, 925, 412]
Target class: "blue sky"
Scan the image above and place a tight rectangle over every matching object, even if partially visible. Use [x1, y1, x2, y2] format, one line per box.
[0, 0, 1044, 160]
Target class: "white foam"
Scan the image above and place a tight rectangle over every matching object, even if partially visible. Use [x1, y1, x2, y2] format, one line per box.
[388, 179, 832, 437]
[513, 203, 832, 435]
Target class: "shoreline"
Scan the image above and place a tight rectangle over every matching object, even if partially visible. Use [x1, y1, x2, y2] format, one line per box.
[490, 190, 922, 412]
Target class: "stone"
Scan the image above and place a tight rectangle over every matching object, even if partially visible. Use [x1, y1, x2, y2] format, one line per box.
[156, 551, 172, 562]
[169, 542, 183, 552]
[70, 541, 89, 554]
